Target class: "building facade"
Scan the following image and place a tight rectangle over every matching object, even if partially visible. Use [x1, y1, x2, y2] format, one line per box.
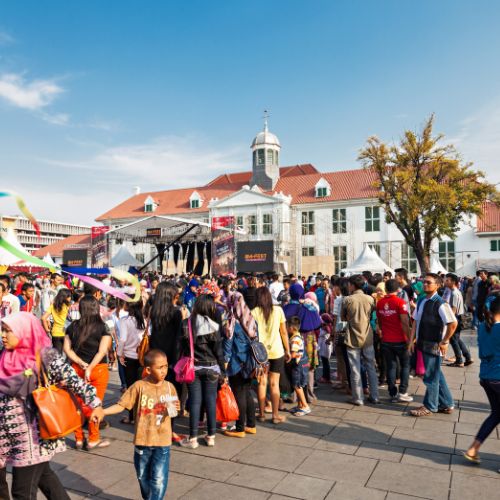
[0, 215, 90, 253]
[95, 122, 500, 275]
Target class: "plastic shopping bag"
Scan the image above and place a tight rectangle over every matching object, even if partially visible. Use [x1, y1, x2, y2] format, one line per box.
[216, 382, 240, 422]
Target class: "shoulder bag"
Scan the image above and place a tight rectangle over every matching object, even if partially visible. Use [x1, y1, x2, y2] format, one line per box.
[174, 319, 195, 383]
[32, 355, 84, 440]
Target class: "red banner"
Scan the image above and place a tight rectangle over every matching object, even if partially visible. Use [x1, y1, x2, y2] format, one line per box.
[211, 217, 235, 276]
[211, 216, 234, 231]
[91, 226, 109, 267]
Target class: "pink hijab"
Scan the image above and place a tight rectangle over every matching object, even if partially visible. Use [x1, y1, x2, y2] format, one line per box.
[0, 312, 52, 379]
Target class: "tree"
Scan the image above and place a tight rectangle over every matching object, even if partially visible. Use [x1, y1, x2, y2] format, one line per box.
[358, 115, 499, 273]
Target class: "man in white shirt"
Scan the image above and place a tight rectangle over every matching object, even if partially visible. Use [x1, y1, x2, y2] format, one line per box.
[268, 274, 284, 305]
[0, 275, 20, 316]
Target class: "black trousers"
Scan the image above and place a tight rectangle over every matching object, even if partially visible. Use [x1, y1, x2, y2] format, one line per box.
[476, 379, 500, 443]
[0, 462, 70, 500]
[51, 337, 64, 355]
[124, 357, 142, 421]
[229, 372, 256, 432]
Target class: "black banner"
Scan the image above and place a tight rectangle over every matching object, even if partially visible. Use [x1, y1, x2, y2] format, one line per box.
[236, 241, 274, 273]
[63, 249, 89, 268]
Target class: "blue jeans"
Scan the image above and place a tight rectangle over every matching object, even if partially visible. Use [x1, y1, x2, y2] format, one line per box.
[187, 368, 219, 438]
[134, 446, 170, 500]
[422, 353, 454, 412]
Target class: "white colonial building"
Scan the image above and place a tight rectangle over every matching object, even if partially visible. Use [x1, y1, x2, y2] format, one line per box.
[95, 121, 500, 275]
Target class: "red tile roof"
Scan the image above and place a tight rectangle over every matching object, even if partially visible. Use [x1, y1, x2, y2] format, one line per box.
[33, 234, 92, 258]
[477, 202, 500, 233]
[95, 165, 379, 222]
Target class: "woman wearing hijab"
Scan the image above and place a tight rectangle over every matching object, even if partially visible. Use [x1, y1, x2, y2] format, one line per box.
[284, 284, 322, 401]
[0, 312, 103, 500]
[222, 291, 258, 437]
[183, 278, 200, 312]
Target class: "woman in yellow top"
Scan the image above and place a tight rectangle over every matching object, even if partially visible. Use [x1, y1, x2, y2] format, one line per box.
[42, 288, 72, 354]
[251, 287, 290, 424]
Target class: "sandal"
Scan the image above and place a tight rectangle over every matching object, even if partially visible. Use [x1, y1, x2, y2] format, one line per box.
[438, 407, 454, 414]
[87, 439, 111, 450]
[409, 406, 432, 417]
[293, 408, 311, 417]
[256, 415, 266, 422]
[272, 416, 287, 424]
[463, 451, 481, 464]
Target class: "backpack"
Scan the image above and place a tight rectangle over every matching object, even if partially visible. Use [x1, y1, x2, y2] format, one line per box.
[240, 335, 269, 380]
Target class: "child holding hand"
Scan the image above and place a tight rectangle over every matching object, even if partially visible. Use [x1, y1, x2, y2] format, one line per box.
[92, 349, 179, 500]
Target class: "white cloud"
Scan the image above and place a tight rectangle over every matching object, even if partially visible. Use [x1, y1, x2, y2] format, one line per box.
[41, 112, 70, 126]
[0, 73, 64, 110]
[45, 135, 248, 188]
[0, 31, 14, 45]
[449, 100, 500, 184]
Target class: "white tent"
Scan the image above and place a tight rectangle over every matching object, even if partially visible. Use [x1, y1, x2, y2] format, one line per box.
[111, 244, 141, 268]
[340, 245, 393, 275]
[42, 252, 57, 268]
[0, 228, 29, 266]
[430, 254, 447, 274]
[455, 258, 477, 277]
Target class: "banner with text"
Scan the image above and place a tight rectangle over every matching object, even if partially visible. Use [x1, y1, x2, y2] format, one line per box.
[211, 216, 235, 276]
[91, 226, 109, 267]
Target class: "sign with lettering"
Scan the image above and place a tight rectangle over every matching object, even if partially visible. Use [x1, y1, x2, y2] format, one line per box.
[236, 240, 274, 273]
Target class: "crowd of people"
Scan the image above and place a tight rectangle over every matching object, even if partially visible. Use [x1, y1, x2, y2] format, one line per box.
[0, 266, 499, 499]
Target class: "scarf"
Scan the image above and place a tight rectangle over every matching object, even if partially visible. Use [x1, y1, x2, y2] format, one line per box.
[0, 312, 52, 397]
[225, 291, 258, 340]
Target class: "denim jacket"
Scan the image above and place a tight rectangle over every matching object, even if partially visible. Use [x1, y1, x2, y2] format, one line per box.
[223, 322, 252, 377]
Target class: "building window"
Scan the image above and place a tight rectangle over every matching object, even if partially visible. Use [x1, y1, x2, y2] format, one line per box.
[316, 187, 328, 198]
[190, 199, 200, 209]
[135, 253, 145, 264]
[302, 247, 315, 257]
[257, 149, 265, 166]
[332, 208, 347, 233]
[365, 206, 380, 232]
[145, 203, 153, 213]
[401, 243, 418, 273]
[262, 213, 273, 235]
[236, 216, 244, 230]
[490, 239, 500, 251]
[266, 149, 274, 164]
[248, 215, 257, 235]
[333, 245, 347, 273]
[439, 241, 455, 271]
[301, 211, 315, 235]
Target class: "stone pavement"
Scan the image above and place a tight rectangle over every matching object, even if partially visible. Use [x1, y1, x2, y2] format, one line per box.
[11, 330, 499, 499]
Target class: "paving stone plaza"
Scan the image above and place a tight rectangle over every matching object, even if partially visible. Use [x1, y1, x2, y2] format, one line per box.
[14, 329, 497, 500]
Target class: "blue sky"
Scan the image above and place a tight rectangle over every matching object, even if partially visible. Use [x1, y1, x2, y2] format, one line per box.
[1, 0, 499, 225]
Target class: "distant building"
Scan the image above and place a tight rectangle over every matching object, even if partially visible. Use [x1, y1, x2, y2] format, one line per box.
[33, 233, 92, 265]
[0, 215, 90, 253]
[95, 119, 500, 275]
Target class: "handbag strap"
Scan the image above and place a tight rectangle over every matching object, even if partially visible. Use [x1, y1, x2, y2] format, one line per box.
[35, 352, 49, 388]
[187, 318, 194, 361]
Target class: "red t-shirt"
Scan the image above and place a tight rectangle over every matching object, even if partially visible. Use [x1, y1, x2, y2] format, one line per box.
[376, 295, 408, 343]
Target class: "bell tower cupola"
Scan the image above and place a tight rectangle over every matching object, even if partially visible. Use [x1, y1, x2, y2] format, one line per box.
[250, 111, 281, 191]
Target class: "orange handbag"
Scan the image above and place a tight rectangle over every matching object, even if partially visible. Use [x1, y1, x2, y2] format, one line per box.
[32, 357, 84, 440]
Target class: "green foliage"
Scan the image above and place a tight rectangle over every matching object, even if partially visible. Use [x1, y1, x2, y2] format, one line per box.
[358, 115, 499, 272]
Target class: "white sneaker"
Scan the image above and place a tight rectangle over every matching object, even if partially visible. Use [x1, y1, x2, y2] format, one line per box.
[179, 437, 199, 449]
[204, 435, 215, 447]
[397, 393, 414, 402]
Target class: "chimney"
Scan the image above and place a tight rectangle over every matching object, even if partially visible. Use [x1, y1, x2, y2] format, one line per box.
[134, 186, 141, 195]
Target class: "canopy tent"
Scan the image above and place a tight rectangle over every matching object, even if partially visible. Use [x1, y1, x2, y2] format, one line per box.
[455, 258, 478, 277]
[0, 228, 30, 266]
[430, 254, 447, 274]
[111, 244, 141, 268]
[42, 252, 57, 268]
[340, 245, 393, 275]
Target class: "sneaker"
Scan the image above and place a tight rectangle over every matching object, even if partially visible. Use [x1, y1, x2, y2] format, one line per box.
[397, 393, 414, 402]
[179, 437, 199, 449]
[223, 430, 246, 438]
[391, 394, 399, 403]
[367, 397, 380, 404]
[464, 359, 474, 366]
[244, 427, 257, 434]
[220, 422, 227, 431]
[204, 435, 215, 447]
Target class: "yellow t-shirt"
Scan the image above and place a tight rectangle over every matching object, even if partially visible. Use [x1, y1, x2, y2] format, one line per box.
[251, 305, 286, 360]
[49, 303, 69, 337]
